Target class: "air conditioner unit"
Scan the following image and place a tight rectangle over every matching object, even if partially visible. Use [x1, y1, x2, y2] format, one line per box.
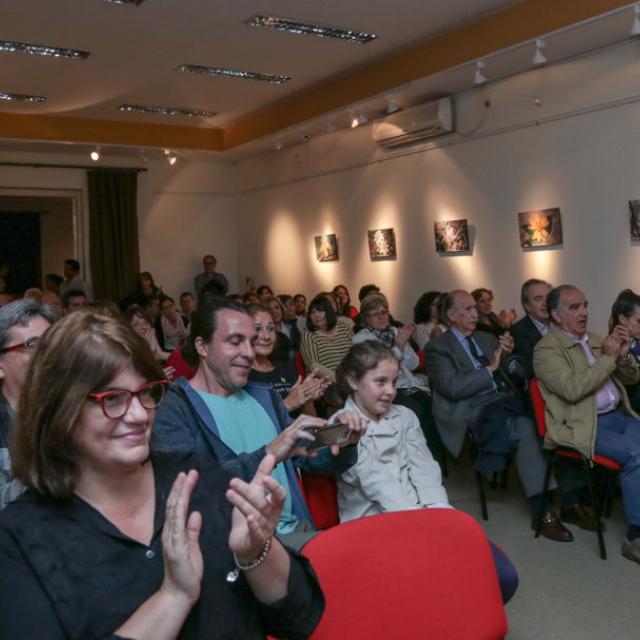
[372, 97, 455, 149]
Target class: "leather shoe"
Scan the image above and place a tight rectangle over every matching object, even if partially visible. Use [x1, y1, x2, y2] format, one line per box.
[560, 504, 604, 532]
[532, 512, 574, 542]
[622, 538, 640, 565]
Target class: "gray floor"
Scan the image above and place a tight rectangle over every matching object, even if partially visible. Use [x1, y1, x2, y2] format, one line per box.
[444, 458, 640, 639]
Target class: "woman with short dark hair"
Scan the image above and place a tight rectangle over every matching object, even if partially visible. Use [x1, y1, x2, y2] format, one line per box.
[0, 311, 323, 639]
[300, 294, 353, 383]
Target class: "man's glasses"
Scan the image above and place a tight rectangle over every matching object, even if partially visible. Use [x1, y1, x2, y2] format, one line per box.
[88, 380, 168, 419]
[0, 337, 40, 354]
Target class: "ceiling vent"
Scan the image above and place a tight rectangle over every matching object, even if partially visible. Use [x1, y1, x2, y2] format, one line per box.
[372, 97, 455, 149]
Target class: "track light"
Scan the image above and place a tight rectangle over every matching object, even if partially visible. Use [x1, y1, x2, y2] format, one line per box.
[385, 94, 400, 114]
[350, 110, 359, 128]
[473, 60, 487, 85]
[166, 150, 177, 165]
[631, 4, 640, 37]
[90, 147, 100, 162]
[532, 38, 546, 65]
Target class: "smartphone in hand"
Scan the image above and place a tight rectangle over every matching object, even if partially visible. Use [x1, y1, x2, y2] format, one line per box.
[298, 421, 352, 451]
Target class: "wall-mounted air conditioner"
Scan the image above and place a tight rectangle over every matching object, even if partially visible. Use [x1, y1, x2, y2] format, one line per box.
[372, 97, 455, 149]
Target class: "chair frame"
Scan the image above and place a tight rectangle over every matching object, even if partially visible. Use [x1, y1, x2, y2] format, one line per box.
[530, 378, 621, 559]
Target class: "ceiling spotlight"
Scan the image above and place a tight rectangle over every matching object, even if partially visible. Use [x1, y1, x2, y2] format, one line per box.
[385, 94, 400, 114]
[349, 110, 359, 128]
[90, 147, 101, 162]
[166, 151, 177, 165]
[274, 138, 283, 151]
[533, 95, 543, 106]
[139, 148, 148, 163]
[473, 60, 487, 85]
[631, 4, 640, 37]
[326, 116, 337, 133]
[532, 38, 547, 65]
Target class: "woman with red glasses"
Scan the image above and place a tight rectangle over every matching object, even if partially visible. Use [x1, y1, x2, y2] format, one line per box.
[0, 311, 323, 639]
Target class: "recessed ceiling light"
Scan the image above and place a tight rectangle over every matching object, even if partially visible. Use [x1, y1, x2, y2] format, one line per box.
[245, 15, 377, 44]
[177, 63, 289, 84]
[0, 40, 90, 59]
[90, 147, 101, 162]
[119, 103, 216, 118]
[0, 92, 45, 103]
[101, 0, 145, 5]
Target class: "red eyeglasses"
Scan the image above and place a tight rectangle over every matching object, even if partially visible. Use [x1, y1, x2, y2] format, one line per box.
[0, 337, 40, 354]
[88, 380, 168, 419]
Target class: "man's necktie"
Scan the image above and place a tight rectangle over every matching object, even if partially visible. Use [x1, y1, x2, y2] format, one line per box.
[465, 335, 490, 367]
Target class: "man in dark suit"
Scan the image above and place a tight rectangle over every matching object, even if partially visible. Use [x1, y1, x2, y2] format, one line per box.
[510, 279, 552, 379]
[424, 289, 572, 541]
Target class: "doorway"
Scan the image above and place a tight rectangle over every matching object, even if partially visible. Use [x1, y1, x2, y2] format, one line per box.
[0, 194, 78, 295]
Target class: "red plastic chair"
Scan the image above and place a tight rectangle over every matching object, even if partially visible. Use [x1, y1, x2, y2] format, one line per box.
[302, 509, 507, 640]
[530, 378, 621, 559]
[301, 473, 340, 530]
[295, 351, 307, 379]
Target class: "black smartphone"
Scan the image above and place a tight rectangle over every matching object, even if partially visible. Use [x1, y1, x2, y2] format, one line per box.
[299, 421, 352, 451]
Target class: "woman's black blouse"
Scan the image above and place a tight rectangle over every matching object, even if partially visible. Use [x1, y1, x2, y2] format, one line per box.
[0, 453, 324, 640]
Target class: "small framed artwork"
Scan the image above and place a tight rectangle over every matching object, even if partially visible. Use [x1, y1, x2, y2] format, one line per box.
[434, 219, 470, 253]
[629, 200, 640, 240]
[368, 228, 397, 260]
[518, 207, 563, 248]
[314, 233, 339, 262]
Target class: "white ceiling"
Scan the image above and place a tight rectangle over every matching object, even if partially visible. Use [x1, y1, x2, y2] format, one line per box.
[0, 0, 637, 161]
[0, 0, 518, 127]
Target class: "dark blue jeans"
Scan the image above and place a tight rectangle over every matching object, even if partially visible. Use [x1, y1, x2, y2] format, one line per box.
[595, 411, 640, 526]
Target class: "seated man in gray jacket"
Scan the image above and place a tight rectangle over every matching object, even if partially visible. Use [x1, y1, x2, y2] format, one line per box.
[424, 290, 596, 541]
[0, 299, 55, 509]
[153, 296, 365, 544]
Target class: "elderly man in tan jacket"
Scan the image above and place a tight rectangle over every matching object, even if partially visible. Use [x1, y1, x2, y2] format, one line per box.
[534, 284, 640, 564]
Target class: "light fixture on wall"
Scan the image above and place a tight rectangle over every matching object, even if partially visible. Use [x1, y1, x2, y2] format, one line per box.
[532, 38, 547, 65]
[90, 147, 101, 161]
[631, 4, 640, 36]
[385, 94, 400, 114]
[164, 148, 178, 165]
[473, 60, 487, 85]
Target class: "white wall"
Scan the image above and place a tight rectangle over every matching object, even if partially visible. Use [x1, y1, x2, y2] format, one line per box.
[235, 39, 640, 334]
[0, 152, 239, 302]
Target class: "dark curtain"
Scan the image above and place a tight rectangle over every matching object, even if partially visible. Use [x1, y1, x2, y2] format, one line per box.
[88, 169, 139, 302]
[0, 212, 42, 293]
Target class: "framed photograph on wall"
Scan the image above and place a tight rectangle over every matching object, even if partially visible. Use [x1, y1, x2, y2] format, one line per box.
[368, 228, 397, 260]
[314, 233, 339, 262]
[517, 207, 563, 248]
[434, 219, 470, 253]
[629, 200, 640, 240]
